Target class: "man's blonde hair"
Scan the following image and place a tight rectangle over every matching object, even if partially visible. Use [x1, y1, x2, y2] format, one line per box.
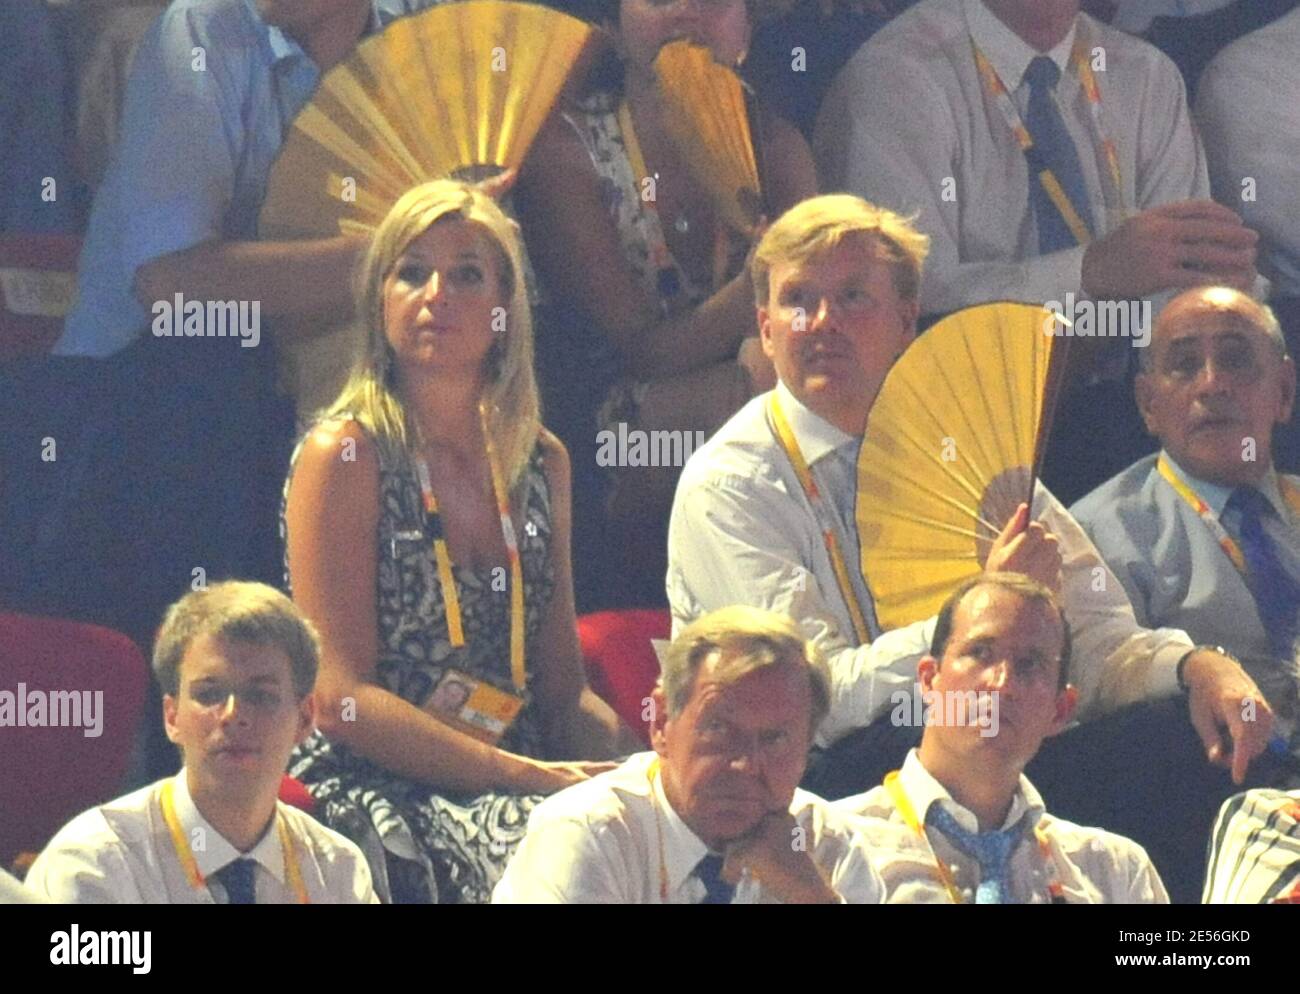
[751, 194, 930, 307]
[153, 581, 320, 699]
[660, 606, 830, 734]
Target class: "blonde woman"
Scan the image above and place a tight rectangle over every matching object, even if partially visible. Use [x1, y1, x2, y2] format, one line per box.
[283, 179, 635, 904]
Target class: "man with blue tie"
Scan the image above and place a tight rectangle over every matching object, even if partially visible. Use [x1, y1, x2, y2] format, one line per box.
[1073, 286, 1300, 753]
[812, 0, 1258, 501]
[841, 572, 1169, 903]
[493, 607, 885, 904]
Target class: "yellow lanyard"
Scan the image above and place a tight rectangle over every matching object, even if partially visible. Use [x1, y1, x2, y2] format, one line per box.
[971, 27, 1122, 248]
[617, 100, 734, 297]
[1156, 455, 1300, 578]
[413, 407, 527, 692]
[159, 779, 309, 904]
[884, 770, 1064, 904]
[767, 393, 872, 645]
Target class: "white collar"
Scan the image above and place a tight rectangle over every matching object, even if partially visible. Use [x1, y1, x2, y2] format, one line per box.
[173, 770, 288, 884]
[773, 381, 859, 468]
[649, 759, 712, 897]
[897, 748, 1044, 835]
[964, 0, 1078, 93]
[1159, 449, 1287, 521]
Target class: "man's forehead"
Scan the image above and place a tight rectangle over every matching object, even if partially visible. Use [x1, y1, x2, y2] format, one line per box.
[952, 587, 1062, 648]
[774, 235, 887, 281]
[181, 636, 292, 681]
[1155, 298, 1273, 351]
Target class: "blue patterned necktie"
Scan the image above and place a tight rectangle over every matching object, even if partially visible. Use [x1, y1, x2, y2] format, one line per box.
[694, 853, 736, 905]
[1023, 55, 1095, 253]
[926, 804, 1025, 904]
[212, 858, 258, 905]
[1222, 486, 1300, 658]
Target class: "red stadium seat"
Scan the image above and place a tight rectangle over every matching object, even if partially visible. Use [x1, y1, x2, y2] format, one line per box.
[577, 609, 670, 746]
[278, 774, 316, 814]
[0, 233, 81, 362]
[0, 612, 148, 866]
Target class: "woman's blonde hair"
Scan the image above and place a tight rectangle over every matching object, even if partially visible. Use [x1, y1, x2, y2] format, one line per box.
[329, 178, 540, 491]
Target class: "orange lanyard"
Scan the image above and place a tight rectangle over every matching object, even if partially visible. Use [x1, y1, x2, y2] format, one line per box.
[413, 406, 526, 692]
[1156, 455, 1300, 578]
[767, 393, 872, 645]
[971, 27, 1122, 247]
[618, 100, 733, 298]
[884, 770, 1065, 904]
[159, 779, 308, 904]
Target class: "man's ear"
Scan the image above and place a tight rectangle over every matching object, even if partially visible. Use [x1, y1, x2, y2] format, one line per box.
[758, 304, 777, 360]
[649, 686, 671, 757]
[1276, 354, 1296, 426]
[1134, 371, 1159, 436]
[917, 655, 940, 694]
[1049, 684, 1079, 735]
[163, 694, 181, 745]
[898, 298, 920, 347]
[294, 693, 317, 745]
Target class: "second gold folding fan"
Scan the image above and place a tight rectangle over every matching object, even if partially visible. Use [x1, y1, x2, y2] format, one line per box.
[259, 0, 602, 240]
[856, 301, 1069, 630]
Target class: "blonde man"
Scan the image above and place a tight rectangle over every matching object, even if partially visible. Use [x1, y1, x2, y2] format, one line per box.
[493, 606, 885, 904]
[666, 193, 1273, 902]
[25, 581, 378, 904]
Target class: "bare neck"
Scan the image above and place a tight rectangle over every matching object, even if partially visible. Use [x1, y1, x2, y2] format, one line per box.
[916, 739, 1022, 833]
[982, 0, 1077, 52]
[292, 2, 372, 72]
[185, 768, 277, 854]
[400, 369, 486, 458]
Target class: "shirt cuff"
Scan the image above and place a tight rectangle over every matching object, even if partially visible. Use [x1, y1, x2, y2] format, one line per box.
[1149, 629, 1194, 698]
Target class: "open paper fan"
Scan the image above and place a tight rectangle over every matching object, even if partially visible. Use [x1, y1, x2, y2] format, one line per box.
[856, 302, 1070, 630]
[652, 39, 763, 236]
[259, 0, 601, 239]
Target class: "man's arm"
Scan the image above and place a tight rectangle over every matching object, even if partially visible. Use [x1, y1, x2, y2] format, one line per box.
[667, 471, 932, 746]
[24, 829, 143, 904]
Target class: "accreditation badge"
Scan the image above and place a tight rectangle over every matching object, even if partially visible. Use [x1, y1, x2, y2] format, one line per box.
[422, 668, 524, 746]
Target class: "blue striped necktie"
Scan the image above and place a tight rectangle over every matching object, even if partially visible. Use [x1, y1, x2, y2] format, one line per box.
[694, 853, 736, 904]
[1023, 55, 1095, 253]
[212, 858, 257, 905]
[927, 804, 1026, 904]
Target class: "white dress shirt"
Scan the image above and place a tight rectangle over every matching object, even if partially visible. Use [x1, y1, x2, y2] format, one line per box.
[24, 772, 379, 904]
[492, 751, 885, 904]
[666, 383, 1192, 747]
[1203, 789, 1300, 903]
[813, 0, 1209, 318]
[1195, 9, 1300, 297]
[837, 749, 1170, 903]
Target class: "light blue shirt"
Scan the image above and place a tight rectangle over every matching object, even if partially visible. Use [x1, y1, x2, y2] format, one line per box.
[55, 0, 437, 357]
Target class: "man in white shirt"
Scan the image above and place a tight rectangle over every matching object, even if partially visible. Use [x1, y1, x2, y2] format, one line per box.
[493, 607, 884, 903]
[1203, 788, 1300, 903]
[1195, 8, 1300, 472]
[813, 0, 1257, 500]
[841, 571, 1169, 903]
[25, 581, 378, 904]
[1072, 287, 1300, 741]
[667, 192, 1273, 900]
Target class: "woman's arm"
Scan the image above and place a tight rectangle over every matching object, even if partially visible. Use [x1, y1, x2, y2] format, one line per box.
[284, 420, 607, 794]
[760, 110, 819, 217]
[516, 112, 758, 382]
[532, 430, 645, 758]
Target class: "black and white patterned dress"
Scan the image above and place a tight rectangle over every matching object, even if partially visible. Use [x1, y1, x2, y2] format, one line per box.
[282, 420, 555, 903]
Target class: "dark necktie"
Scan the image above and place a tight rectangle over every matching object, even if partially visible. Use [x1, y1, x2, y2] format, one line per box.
[1023, 55, 1095, 253]
[212, 858, 258, 905]
[927, 804, 1026, 904]
[1222, 486, 1300, 659]
[694, 853, 736, 905]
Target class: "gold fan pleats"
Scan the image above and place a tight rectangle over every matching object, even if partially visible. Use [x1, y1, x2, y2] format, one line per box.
[652, 39, 762, 236]
[259, 0, 601, 239]
[856, 302, 1066, 630]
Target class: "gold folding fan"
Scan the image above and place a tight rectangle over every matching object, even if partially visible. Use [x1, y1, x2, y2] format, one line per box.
[259, 0, 602, 240]
[652, 39, 763, 236]
[856, 302, 1071, 630]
